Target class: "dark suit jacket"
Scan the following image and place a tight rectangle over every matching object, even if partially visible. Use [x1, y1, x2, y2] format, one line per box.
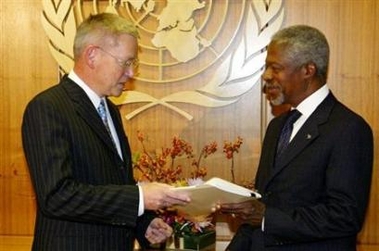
[227, 93, 373, 251]
[22, 76, 154, 251]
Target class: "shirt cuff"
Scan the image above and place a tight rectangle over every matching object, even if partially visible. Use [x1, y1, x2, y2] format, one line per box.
[262, 216, 265, 231]
[138, 185, 144, 216]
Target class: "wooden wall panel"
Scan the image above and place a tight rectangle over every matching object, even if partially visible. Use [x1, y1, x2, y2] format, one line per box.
[0, 0, 378, 247]
[0, 0, 57, 235]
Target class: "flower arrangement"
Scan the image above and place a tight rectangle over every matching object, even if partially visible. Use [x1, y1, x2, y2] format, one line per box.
[132, 130, 218, 184]
[132, 131, 243, 238]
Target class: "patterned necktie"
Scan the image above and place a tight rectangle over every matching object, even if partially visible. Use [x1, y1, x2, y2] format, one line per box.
[98, 99, 123, 158]
[97, 99, 114, 141]
[276, 109, 302, 157]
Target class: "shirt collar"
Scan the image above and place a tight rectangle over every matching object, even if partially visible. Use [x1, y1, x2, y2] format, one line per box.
[68, 70, 102, 108]
[295, 84, 330, 118]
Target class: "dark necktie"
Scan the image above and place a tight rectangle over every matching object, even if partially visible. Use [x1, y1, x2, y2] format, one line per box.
[276, 109, 302, 157]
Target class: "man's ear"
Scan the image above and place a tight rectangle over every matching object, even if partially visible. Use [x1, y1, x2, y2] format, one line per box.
[303, 63, 316, 79]
[84, 45, 97, 69]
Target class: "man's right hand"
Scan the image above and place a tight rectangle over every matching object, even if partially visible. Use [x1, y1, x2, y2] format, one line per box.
[140, 182, 191, 211]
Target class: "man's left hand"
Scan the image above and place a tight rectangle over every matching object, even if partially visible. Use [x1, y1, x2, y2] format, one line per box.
[145, 218, 173, 244]
[218, 200, 266, 227]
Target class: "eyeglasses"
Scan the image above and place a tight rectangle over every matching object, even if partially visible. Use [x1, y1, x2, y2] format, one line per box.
[96, 46, 139, 70]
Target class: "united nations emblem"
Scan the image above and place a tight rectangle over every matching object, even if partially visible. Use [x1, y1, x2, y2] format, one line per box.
[41, 0, 284, 120]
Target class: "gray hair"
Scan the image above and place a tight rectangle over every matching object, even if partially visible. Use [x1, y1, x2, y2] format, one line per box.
[270, 25, 329, 83]
[73, 13, 139, 60]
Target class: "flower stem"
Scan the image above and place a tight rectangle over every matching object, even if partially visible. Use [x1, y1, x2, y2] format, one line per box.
[231, 157, 235, 183]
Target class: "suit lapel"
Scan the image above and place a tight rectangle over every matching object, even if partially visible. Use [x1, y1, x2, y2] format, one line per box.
[270, 93, 337, 178]
[61, 77, 120, 157]
[273, 124, 319, 174]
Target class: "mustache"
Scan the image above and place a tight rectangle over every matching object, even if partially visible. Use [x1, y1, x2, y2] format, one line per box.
[262, 81, 285, 106]
[262, 82, 281, 94]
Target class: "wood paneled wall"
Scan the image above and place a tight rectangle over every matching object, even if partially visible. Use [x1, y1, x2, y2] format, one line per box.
[1, 0, 378, 246]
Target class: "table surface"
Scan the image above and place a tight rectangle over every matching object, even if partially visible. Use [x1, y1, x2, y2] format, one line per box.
[135, 241, 229, 251]
[1, 236, 378, 251]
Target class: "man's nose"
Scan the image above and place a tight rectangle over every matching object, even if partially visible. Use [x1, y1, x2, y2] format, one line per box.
[261, 67, 272, 82]
[123, 67, 138, 78]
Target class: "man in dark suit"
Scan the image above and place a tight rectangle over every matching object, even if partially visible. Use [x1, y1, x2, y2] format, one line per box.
[22, 13, 190, 251]
[219, 25, 373, 250]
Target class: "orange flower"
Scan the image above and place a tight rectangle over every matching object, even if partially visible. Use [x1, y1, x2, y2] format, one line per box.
[222, 136, 243, 183]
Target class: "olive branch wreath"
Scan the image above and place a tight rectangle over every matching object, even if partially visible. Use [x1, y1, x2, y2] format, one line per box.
[41, 0, 284, 121]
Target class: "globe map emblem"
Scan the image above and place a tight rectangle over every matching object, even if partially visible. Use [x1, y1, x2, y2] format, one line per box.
[114, 0, 247, 83]
[42, 0, 283, 119]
